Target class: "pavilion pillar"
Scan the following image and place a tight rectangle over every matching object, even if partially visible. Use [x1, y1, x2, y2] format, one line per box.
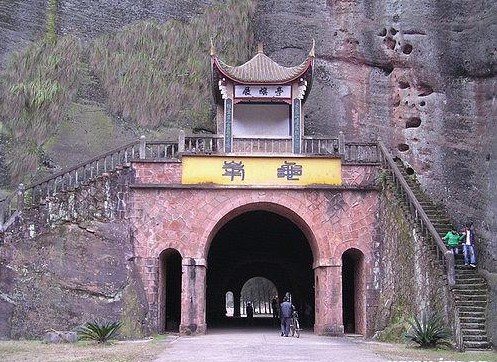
[179, 258, 207, 335]
[224, 98, 233, 153]
[313, 259, 344, 336]
[292, 98, 302, 153]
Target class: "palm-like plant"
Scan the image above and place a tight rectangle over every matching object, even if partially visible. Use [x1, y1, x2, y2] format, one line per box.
[78, 320, 122, 343]
[404, 313, 451, 348]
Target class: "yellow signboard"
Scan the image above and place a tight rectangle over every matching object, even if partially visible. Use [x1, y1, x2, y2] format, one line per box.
[181, 156, 341, 186]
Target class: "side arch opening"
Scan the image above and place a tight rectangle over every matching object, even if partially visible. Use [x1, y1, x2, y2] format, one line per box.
[159, 248, 182, 333]
[341, 248, 365, 335]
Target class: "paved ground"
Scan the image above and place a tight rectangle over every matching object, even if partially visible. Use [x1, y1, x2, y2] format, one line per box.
[153, 327, 391, 362]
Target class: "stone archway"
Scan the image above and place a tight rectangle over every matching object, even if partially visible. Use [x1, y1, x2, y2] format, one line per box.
[341, 248, 365, 335]
[206, 209, 315, 329]
[159, 248, 182, 333]
[240, 277, 278, 317]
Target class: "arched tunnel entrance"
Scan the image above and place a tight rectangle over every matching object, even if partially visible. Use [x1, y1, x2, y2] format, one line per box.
[206, 210, 314, 329]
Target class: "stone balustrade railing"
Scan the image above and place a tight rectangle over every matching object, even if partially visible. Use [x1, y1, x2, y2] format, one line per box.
[0, 140, 142, 232]
[377, 140, 456, 287]
[0, 132, 381, 233]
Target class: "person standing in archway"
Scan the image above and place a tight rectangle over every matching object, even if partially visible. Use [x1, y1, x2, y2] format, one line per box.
[246, 302, 254, 326]
[271, 296, 279, 325]
[280, 296, 294, 337]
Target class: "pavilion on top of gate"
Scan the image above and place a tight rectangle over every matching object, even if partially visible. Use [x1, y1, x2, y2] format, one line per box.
[210, 41, 326, 155]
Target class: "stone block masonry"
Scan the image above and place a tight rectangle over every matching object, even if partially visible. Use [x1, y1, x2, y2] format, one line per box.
[130, 160, 381, 336]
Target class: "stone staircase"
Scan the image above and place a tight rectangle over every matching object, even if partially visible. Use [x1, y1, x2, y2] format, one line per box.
[453, 266, 491, 349]
[392, 158, 491, 350]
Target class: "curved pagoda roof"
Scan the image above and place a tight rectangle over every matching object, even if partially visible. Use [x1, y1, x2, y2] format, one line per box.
[211, 43, 314, 101]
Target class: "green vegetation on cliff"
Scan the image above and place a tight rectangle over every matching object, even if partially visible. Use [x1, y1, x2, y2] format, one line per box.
[0, 0, 256, 187]
[0, 36, 82, 185]
[90, 0, 255, 129]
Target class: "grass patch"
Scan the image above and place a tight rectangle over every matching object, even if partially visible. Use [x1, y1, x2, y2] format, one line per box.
[0, 336, 173, 362]
[363, 340, 496, 362]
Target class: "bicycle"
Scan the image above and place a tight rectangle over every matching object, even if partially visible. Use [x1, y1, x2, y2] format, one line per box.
[289, 311, 302, 338]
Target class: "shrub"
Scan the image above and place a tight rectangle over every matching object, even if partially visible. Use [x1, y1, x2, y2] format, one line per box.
[404, 313, 451, 348]
[78, 320, 123, 343]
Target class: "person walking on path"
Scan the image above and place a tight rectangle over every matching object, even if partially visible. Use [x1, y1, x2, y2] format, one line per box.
[279, 296, 293, 337]
[442, 227, 463, 255]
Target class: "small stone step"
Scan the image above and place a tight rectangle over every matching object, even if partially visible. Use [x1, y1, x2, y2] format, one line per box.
[459, 307, 486, 313]
[455, 271, 482, 277]
[463, 334, 490, 342]
[458, 306, 486, 313]
[461, 328, 489, 336]
[460, 316, 487, 323]
[455, 300, 487, 307]
[460, 322, 486, 329]
[453, 288, 489, 296]
[464, 341, 492, 350]
[455, 275, 486, 282]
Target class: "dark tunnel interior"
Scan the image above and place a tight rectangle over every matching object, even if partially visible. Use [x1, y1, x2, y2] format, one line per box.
[206, 210, 315, 328]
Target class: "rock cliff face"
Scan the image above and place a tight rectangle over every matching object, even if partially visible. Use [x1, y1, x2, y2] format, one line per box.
[0, 0, 495, 342]
[253, 0, 497, 273]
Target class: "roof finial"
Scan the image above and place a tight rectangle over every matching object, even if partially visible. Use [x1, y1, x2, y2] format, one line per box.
[210, 37, 216, 56]
[309, 39, 315, 58]
[257, 42, 264, 54]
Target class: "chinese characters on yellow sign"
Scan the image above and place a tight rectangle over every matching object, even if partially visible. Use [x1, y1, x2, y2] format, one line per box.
[181, 156, 341, 186]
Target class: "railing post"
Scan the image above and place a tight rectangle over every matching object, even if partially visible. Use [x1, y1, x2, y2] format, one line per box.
[338, 131, 345, 155]
[17, 183, 25, 212]
[178, 130, 185, 154]
[139, 135, 146, 159]
[446, 250, 456, 287]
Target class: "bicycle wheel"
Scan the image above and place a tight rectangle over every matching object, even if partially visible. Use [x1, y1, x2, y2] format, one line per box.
[295, 319, 300, 338]
[290, 321, 295, 336]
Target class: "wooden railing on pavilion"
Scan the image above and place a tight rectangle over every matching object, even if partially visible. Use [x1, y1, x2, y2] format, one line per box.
[0, 132, 381, 232]
[377, 140, 455, 287]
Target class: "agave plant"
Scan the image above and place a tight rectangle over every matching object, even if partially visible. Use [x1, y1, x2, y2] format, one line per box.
[78, 320, 122, 343]
[404, 313, 451, 348]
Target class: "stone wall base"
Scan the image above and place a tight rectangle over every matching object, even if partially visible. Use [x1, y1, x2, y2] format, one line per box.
[179, 323, 207, 336]
[314, 323, 344, 336]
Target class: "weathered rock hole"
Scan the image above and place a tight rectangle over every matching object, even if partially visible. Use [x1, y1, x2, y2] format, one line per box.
[419, 101, 426, 106]
[390, 27, 398, 35]
[406, 117, 421, 128]
[405, 167, 415, 175]
[382, 63, 394, 76]
[399, 81, 410, 89]
[378, 28, 387, 36]
[402, 43, 413, 54]
[384, 37, 396, 50]
[398, 143, 409, 152]
[393, 99, 400, 107]
[418, 83, 433, 96]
